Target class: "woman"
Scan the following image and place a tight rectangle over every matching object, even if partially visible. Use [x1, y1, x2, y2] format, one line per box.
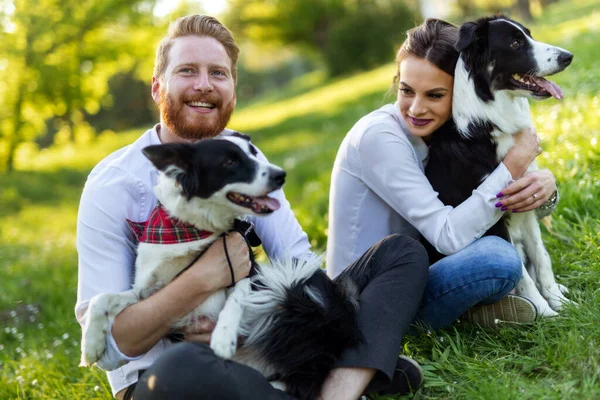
[327, 18, 559, 329]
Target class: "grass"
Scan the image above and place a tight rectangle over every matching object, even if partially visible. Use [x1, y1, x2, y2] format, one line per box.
[1, 0, 599, 398]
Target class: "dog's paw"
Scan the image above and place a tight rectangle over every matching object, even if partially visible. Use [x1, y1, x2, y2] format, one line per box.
[537, 302, 559, 317]
[557, 283, 569, 295]
[545, 284, 577, 312]
[81, 323, 108, 367]
[210, 327, 237, 359]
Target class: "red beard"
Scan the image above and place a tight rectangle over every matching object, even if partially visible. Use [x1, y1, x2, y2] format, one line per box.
[158, 89, 235, 140]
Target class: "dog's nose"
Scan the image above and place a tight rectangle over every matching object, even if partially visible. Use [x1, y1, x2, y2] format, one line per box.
[558, 51, 573, 67]
[270, 169, 286, 187]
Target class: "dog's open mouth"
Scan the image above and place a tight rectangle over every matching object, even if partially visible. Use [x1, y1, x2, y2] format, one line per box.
[227, 192, 281, 214]
[510, 73, 564, 100]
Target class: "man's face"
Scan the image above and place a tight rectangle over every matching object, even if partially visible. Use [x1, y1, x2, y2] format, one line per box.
[152, 35, 236, 141]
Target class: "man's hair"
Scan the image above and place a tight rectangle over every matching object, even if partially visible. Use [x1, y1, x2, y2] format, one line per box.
[154, 15, 240, 84]
[393, 18, 459, 88]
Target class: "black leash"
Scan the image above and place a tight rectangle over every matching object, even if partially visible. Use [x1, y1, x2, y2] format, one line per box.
[222, 234, 236, 288]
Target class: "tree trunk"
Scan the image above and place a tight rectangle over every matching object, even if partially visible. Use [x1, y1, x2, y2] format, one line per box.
[6, 82, 26, 173]
[515, 0, 533, 21]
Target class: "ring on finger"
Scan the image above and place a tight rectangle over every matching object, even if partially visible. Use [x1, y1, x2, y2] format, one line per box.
[532, 193, 538, 200]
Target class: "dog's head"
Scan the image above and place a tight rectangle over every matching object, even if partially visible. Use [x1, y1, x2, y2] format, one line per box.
[142, 133, 286, 225]
[457, 16, 573, 102]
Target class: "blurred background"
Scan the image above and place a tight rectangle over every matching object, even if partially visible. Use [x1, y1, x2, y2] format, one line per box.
[2, 0, 599, 399]
[0, 0, 567, 172]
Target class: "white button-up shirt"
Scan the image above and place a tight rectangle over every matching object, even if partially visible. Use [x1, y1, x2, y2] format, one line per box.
[326, 103, 514, 278]
[75, 125, 311, 396]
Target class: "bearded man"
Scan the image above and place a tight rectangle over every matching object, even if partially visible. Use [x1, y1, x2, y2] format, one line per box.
[75, 15, 427, 400]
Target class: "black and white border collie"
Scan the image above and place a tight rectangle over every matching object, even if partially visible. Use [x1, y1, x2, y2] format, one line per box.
[425, 16, 574, 317]
[80, 134, 360, 399]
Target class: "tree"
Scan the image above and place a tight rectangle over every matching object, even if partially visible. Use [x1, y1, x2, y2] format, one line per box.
[225, 0, 418, 77]
[0, 0, 160, 172]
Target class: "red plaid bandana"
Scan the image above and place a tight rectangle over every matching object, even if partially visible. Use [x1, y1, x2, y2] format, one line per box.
[127, 203, 213, 244]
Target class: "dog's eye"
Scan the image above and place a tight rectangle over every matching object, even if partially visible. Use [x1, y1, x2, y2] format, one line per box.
[222, 159, 237, 167]
[510, 40, 522, 49]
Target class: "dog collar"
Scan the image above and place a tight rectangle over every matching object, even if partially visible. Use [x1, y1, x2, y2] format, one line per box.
[126, 202, 214, 244]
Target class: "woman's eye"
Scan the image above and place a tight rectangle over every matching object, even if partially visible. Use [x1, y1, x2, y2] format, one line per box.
[429, 93, 444, 99]
[399, 88, 413, 95]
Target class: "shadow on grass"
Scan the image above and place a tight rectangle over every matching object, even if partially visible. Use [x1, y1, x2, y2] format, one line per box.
[0, 168, 90, 218]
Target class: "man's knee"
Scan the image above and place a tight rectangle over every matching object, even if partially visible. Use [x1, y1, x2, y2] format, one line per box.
[135, 342, 230, 399]
[377, 234, 429, 276]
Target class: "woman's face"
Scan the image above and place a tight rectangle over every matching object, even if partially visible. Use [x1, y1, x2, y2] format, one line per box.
[397, 55, 454, 140]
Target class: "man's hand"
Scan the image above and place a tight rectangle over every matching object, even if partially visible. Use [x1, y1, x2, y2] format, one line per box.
[496, 169, 557, 212]
[188, 232, 252, 292]
[184, 316, 216, 344]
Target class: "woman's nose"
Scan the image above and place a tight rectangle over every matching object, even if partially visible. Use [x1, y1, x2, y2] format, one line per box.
[409, 96, 427, 116]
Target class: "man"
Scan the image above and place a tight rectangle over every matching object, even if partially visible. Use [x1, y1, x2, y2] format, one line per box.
[76, 15, 428, 400]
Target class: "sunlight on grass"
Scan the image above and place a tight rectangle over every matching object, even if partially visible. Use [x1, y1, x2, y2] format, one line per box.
[230, 64, 396, 132]
[14, 129, 143, 172]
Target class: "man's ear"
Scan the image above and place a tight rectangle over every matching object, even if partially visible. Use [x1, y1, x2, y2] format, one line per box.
[142, 144, 194, 176]
[151, 76, 161, 105]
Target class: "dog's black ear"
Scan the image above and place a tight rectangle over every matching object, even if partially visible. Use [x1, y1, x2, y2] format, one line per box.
[230, 131, 252, 142]
[142, 144, 194, 175]
[456, 21, 479, 52]
[334, 275, 360, 311]
[457, 19, 494, 102]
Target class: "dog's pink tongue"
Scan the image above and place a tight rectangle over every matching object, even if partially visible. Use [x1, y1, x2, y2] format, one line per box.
[254, 196, 281, 211]
[532, 76, 564, 100]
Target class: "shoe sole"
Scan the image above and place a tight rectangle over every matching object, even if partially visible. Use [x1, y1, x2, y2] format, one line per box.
[398, 355, 424, 391]
[461, 295, 538, 328]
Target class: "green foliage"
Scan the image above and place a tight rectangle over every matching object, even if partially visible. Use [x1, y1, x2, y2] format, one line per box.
[324, 2, 416, 76]
[0, 0, 162, 172]
[226, 0, 418, 77]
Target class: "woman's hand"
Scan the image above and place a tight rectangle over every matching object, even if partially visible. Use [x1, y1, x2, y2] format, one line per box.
[502, 127, 543, 179]
[496, 169, 557, 212]
[183, 316, 216, 344]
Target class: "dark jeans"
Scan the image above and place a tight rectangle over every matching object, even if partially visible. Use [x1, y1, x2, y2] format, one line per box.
[131, 234, 429, 400]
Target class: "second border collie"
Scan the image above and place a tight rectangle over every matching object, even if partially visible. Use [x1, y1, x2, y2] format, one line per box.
[80, 134, 360, 399]
[425, 16, 574, 317]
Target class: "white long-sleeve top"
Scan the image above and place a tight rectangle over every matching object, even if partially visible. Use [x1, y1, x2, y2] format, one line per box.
[326, 103, 514, 278]
[75, 125, 311, 397]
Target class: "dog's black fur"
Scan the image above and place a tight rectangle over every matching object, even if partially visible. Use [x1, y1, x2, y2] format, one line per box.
[146, 134, 361, 399]
[423, 16, 572, 263]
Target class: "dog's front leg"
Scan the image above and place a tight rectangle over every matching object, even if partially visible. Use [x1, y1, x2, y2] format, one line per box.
[515, 262, 557, 317]
[522, 213, 574, 311]
[210, 278, 251, 359]
[80, 290, 139, 369]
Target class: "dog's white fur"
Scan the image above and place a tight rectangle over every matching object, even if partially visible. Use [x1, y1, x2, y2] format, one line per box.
[453, 18, 574, 317]
[79, 136, 315, 370]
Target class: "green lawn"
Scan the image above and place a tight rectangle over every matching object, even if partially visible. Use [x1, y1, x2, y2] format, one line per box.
[1, 0, 599, 398]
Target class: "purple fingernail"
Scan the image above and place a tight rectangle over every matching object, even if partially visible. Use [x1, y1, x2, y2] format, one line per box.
[501, 206, 508, 211]
[495, 202, 502, 208]
[496, 192, 504, 198]
[512, 209, 519, 213]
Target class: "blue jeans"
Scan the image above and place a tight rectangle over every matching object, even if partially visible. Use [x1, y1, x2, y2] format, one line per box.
[416, 236, 522, 330]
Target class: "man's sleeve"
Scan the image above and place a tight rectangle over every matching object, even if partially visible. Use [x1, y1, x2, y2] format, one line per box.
[75, 166, 145, 368]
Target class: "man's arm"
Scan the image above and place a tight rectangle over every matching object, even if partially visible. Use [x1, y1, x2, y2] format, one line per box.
[112, 232, 251, 357]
